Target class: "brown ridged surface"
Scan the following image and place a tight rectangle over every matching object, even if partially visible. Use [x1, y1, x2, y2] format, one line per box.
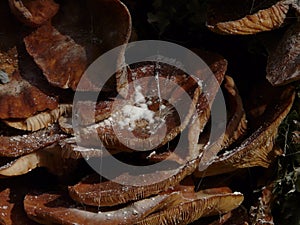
[207, 0, 290, 35]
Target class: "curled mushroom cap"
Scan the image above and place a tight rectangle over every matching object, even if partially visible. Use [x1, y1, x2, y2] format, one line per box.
[24, 191, 181, 225]
[8, 0, 59, 27]
[24, 0, 131, 91]
[267, 22, 300, 86]
[136, 186, 244, 225]
[197, 75, 247, 166]
[195, 86, 295, 177]
[68, 158, 200, 207]
[207, 0, 290, 35]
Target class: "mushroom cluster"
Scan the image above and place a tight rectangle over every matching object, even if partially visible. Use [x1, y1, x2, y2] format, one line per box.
[0, 0, 299, 224]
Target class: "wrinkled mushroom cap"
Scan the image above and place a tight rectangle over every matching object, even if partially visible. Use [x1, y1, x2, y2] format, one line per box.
[207, 0, 290, 35]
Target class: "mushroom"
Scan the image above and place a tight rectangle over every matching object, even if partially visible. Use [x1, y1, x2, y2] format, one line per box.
[68, 158, 200, 207]
[194, 86, 295, 177]
[207, 0, 291, 35]
[67, 62, 201, 153]
[267, 22, 300, 86]
[24, 0, 131, 91]
[24, 191, 181, 225]
[136, 187, 244, 225]
[8, 0, 59, 27]
[24, 23, 88, 90]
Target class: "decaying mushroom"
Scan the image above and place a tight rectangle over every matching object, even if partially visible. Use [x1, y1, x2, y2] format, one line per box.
[207, 0, 291, 35]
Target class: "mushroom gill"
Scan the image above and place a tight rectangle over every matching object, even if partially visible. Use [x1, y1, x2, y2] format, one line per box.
[4, 104, 72, 132]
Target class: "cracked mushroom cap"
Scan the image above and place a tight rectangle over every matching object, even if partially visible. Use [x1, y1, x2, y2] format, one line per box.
[195, 86, 295, 177]
[24, 0, 131, 91]
[267, 22, 300, 86]
[207, 0, 290, 35]
[8, 0, 59, 27]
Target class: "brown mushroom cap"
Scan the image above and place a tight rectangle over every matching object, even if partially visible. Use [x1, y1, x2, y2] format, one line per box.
[0, 124, 66, 158]
[24, 23, 88, 90]
[8, 0, 59, 27]
[24, 191, 181, 225]
[68, 158, 200, 207]
[207, 0, 290, 35]
[24, 0, 131, 91]
[0, 47, 58, 120]
[195, 86, 295, 177]
[136, 187, 244, 225]
[267, 22, 300, 86]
